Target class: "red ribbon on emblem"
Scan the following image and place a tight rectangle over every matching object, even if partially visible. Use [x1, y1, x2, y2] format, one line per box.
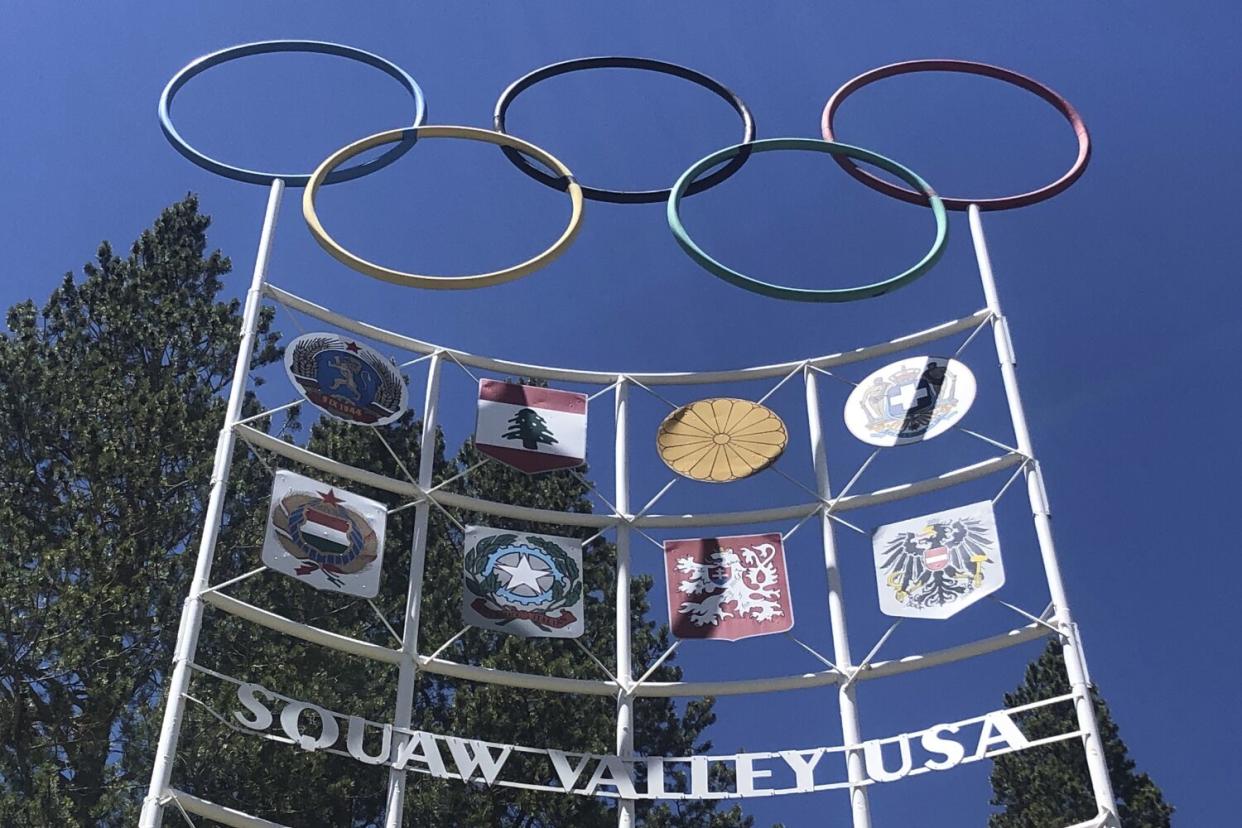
[470, 598, 577, 629]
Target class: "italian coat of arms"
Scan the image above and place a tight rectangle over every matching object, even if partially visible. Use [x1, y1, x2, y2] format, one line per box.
[462, 527, 585, 638]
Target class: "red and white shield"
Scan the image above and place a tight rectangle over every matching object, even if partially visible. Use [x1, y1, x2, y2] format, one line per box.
[923, 546, 950, 571]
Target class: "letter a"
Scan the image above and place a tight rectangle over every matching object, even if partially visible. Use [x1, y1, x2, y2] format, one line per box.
[973, 711, 1030, 760]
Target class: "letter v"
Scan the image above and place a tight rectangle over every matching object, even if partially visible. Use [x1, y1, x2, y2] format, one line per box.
[548, 750, 594, 792]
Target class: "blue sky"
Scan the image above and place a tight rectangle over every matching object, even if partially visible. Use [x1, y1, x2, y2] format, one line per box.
[2, 2, 1238, 825]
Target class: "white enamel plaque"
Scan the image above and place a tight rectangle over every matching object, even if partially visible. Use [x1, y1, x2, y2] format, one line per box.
[844, 356, 976, 446]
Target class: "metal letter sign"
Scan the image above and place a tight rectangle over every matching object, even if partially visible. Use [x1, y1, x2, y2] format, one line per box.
[871, 501, 1005, 619]
[223, 669, 1066, 798]
[463, 526, 585, 638]
[844, 355, 976, 446]
[663, 533, 794, 640]
[474, 379, 587, 474]
[262, 470, 388, 598]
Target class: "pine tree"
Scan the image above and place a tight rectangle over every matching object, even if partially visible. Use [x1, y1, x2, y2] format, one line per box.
[989, 641, 1172, 827]
[503, 407, 558, 450]
[0, 198, 758, 827]
[0, 196, 281, 826]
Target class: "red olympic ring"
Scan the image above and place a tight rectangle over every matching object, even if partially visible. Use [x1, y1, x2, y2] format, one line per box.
[821, 59, 1091, 211]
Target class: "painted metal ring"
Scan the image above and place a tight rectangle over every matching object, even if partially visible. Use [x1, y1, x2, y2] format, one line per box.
[494, 56, 756, 204]
[821, 59, 1090, 211]
[159, 40, 427, 186]
[303, 126, 584, 290]
[667, 138, 948, 303]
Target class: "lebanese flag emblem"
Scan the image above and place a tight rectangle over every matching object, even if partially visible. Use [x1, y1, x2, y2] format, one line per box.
[923, 546, 950, 571]
[475, 380, 587, 474]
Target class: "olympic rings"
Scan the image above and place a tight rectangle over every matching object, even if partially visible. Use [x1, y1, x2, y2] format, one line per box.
[303, 126, 584, 290]
[667, 138, 948, 303]
[159, 40, 427, 186]
[494, 56, 756, 204]
[821, 59, 1090, 212]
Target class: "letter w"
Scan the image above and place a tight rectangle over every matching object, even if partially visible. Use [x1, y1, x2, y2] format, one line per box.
[444, 737, 512, 785]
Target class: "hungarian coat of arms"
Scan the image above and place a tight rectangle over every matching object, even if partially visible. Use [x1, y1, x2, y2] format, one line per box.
[261, 470, 387, 598]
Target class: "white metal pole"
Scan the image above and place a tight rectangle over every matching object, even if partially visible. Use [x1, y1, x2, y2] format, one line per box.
[804, 367, 872, 828]
[383, 352, 443, 828]
[140, 178, 285, 828]
[968, 205, 1119, 824]
[614, 378, 636, 828]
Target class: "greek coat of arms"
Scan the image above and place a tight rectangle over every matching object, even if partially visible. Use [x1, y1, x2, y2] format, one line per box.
[844, 356, 976, 446]
[284, 333, 407, 426]
[462, 527, 584, 638]
[871, 501, 1005, 619]
[261, 470, 387, 598]
[663, 533, 794, 641]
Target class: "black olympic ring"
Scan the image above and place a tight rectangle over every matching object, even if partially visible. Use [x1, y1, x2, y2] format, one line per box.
[493, 56, 756, 204]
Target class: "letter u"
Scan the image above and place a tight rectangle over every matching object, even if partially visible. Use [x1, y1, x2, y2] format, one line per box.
[862, 734, 913, 783]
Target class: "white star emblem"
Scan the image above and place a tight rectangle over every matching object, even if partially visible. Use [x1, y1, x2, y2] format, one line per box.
[497, 555, 553, 595]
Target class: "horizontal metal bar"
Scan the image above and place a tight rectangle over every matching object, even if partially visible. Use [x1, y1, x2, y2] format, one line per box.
[166, 790, 290, 828]
[200, 591, 402, 665]
[237, 424, 1022, 530]
[202, 586, 1051, 698]
[266, 284, 989, 386]
[236, 424, 422, 498]
[857, 621, 1052, 682]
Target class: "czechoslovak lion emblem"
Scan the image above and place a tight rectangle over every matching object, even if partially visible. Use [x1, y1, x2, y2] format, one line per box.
[663, 533, 794, 640]
[262, 470, 387, 598]
[871, 501, 1004, 619]
[844, 356, 976, 447]
[284, 333, 407, 426]
[462, 526, 584, 638]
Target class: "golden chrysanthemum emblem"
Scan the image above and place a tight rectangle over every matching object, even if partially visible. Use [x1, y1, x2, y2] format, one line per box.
[657, 398, 788, 483]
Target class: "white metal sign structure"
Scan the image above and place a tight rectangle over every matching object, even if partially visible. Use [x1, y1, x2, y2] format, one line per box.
[141, 46, 1115, 828]
[140, 202, 1115, 828]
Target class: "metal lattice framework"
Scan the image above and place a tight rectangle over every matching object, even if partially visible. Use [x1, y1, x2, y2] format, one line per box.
[139, 43, 1118, 828]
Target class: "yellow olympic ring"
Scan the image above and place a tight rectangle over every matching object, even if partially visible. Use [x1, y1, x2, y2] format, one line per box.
[303, 126, 584, 289]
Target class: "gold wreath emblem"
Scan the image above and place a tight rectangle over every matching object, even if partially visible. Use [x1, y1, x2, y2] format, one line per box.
[657, 398, 787, 482]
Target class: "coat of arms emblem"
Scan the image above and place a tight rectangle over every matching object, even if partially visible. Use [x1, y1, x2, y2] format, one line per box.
[474, 379, 587, 474]
[844, 356, 976, 446]
[284, 333, 407, 426]
[663, 533, 794, 641]
[462, 527, 584, 638]
[261, 470, 387, 597]
[871, 501, 1004, 619]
